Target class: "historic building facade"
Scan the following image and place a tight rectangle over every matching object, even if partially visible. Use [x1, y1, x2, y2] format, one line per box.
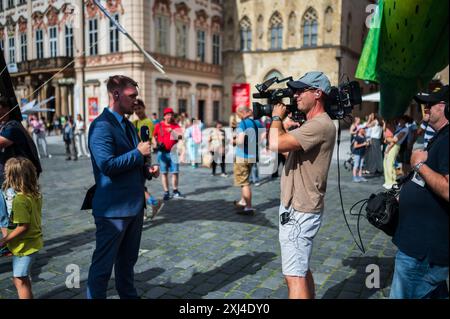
[79, 0, 223, 125]
[2, 0, 224, 125]
[1, 0, 77, 119]
[3, 0, 446, 125]
[221, 0, 378, 120]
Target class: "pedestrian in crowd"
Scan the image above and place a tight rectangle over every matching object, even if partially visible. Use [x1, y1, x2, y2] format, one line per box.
[131, 99, 163, 220]
[233, 105, 264, 215]
[351, 127, 369, 182]
[177, 112, 189, 163]
[249, 118, 264, 186]
[0, 157, 43, 299]
[44, 117, 53, 136]
[383, 117, 408, 190]
[0, 98, 42, 186]
[416, 111, 436, 149]
[209, 121, 227, 176]
[390, 85, 449, 299]
[153, 107, 184, 201]
[63, 116, 77, 161]
[29, 114, 51, 159]
[364, 113, 383, 175]
[151, 113, 160, 126]
[53, 118, 60, 136]
[402, 115, 419, 174]
[87, 75, 160, 299]
[349, 116, 361, 152]
[74, 114, 90, 158]
[185, 118, 204, 168]
[269, 71, 336, 299]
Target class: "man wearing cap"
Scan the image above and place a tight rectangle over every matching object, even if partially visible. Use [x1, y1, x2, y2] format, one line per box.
[390, 85, 449, 299]
[268, 71, 336, 299]
[153, 107, 184, 200]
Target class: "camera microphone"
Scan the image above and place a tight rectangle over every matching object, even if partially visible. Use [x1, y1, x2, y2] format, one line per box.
[140, 125, 150, 142]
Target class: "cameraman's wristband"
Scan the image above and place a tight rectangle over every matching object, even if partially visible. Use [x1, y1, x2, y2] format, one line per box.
[272, 116, 283, 122]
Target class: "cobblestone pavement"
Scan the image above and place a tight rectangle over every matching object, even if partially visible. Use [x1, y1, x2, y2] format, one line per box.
[0, 131, 396, 299]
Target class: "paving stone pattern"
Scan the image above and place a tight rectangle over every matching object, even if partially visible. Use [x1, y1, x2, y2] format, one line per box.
[0, 133, 396, 299]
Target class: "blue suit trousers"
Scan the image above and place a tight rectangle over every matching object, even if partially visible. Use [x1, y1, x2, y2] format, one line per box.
[87, 211, 144, 299]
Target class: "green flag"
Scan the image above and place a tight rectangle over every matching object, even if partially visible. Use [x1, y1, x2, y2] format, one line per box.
[356, 0, 449, 119]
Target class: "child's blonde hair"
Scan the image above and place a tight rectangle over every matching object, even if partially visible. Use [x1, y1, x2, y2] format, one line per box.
[2, 157, 40, 198]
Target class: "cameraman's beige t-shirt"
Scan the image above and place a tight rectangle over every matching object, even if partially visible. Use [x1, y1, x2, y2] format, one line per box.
[280, 112, 336, 213]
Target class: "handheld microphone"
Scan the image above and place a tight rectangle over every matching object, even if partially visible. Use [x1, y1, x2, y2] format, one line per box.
[140, 125, 154, 180]
[140, 125, 150, 142]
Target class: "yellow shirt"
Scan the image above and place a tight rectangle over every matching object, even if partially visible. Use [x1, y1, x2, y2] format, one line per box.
[7, 193, 43, 256]
[132, 118, 154, 142]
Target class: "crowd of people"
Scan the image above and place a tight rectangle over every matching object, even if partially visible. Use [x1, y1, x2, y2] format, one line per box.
[0, 74, 447, 300]
[349, 110, 436, 189]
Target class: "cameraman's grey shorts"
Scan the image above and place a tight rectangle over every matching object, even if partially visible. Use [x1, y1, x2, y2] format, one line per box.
[279, 204, 322, 277]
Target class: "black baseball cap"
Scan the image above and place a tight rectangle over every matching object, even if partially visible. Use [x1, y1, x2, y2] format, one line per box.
[414, 85, 449, 106]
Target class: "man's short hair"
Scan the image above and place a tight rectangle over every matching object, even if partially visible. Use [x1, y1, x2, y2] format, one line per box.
[106, 75, 138, 94]
[134, 98, 145, 108]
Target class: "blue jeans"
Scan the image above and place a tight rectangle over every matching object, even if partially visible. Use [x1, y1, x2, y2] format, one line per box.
[157, 151, 179, 174]
[353, 154, 365, 170]
[390, 250, 449, 299]
[13, 253, 37, 277]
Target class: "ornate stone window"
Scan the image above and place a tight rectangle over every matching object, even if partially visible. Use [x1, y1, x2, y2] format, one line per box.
[49, 25, 58, 57]
[269, 12, 283, 50]
[153, 0, 171, 55]
[239, 16, 252, 51]
[36, 29, 44, 59]
[211, 16, 222, 64]
[88, 18, 98, 55]
[287, 12, 297, 47]
[195, 10, 209, 62]
[302, 7, 318, 47]
[174, 2, 190, 58]
[109, 13, 120, 53]
[65, 25, 73, 57]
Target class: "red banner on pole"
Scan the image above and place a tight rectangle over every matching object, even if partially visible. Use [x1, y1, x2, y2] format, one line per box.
[232, 83, 250, 113]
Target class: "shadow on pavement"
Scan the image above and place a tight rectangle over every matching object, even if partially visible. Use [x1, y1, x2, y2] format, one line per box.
[144, 198, 277, 231]
[38, 251, 276, 299]
[321, 256, 394, 299]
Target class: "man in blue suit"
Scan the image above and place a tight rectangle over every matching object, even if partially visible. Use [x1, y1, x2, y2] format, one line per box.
[87, 75, 159, 299]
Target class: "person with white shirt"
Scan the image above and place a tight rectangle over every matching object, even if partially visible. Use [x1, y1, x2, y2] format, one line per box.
[365, 113, 383, 175]
[74, 114, 90, 158]
[383, 116, 408, 189]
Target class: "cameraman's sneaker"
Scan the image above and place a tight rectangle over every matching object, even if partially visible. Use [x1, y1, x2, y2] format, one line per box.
[172, 190, 185, 199]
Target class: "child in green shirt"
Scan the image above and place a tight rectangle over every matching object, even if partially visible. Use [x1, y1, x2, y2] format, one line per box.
[0, 157, 43, 299]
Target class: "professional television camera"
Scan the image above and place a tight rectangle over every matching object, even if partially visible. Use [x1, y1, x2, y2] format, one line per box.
[326, 80, 362, 120]
[252, 76, 305, 123]
[252, 76, 362, 122]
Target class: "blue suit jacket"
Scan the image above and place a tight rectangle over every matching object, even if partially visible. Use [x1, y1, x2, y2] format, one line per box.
[88, 108, 145, 218]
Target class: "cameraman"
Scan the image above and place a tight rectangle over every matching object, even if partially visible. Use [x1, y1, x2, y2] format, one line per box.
[390, 85, 449, 299]
[268, 72, 336, 299]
